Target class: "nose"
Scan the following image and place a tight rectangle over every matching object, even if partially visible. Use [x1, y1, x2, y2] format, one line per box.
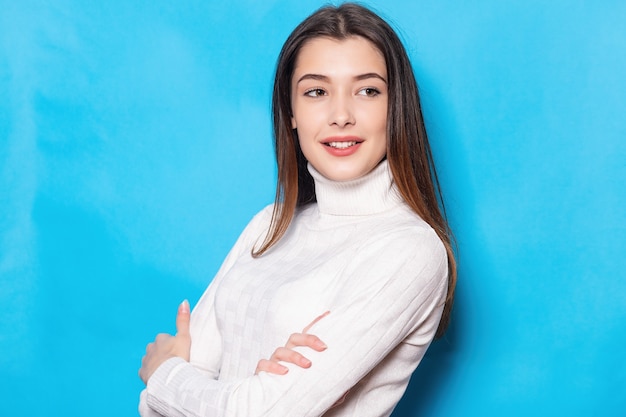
[328, 95, 355, 127]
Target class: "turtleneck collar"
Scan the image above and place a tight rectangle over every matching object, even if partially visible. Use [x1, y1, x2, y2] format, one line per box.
[307, 160, 404, 216]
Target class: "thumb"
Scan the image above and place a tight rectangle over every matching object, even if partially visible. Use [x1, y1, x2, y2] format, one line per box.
[176, 299, 191, 338]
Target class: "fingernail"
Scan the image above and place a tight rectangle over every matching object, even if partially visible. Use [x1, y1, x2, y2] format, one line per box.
[281, 366, 289, 375]
[301, 358, 312, 367]
[180, 299, 190, 313]
[315, 340, 327, 350]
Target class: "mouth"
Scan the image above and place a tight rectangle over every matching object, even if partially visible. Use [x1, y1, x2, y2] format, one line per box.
[325, 141, 359, 149]
[321, 137, 363, 149]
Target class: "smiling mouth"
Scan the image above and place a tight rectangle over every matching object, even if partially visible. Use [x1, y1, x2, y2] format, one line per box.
[325, 141, 359, 149]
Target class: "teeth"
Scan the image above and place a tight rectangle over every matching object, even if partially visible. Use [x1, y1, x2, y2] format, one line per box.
[327, 141, 357, 149]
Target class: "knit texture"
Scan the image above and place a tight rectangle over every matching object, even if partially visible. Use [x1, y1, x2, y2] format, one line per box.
[140, 160, 448, 417]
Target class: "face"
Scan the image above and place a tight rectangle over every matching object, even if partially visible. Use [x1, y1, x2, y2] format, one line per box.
[291, 36, 388, 182]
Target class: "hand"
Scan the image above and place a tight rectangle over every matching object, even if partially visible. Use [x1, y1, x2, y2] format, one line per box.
[139, 300, 192, 384]
[255, 311, 329, 375]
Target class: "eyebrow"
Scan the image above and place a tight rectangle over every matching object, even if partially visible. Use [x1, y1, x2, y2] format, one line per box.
[296, 72, 387, 84]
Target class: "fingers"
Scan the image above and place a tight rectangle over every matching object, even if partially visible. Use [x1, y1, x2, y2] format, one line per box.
[284, 333, 327, 352]
[255, 359, 288, 375]
[302, 310, 330, 333]
[270, 346, 312, 368]
[176, 299, 191, 339]
[255, 311, 330, 378]
[256, 345, 314, 375]
[139, 336, 171, 384]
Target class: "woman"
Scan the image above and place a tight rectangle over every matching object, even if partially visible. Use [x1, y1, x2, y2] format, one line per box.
[139, 3, 456, 416]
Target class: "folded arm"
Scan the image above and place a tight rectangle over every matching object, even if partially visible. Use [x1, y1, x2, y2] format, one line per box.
[143, 229, 448, 417]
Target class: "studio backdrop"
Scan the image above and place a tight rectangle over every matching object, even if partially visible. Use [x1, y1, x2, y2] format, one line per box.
[1, 1, 624, 416]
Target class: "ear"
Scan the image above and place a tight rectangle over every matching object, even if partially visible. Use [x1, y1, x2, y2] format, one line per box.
[291, 116, 297, 130]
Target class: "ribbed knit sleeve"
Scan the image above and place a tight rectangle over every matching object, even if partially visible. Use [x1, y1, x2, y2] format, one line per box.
[142, 224, 447, 417]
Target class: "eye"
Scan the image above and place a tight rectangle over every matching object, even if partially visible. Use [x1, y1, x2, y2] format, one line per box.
[304, 88, 327, 97]
[358, 87, 381, 97]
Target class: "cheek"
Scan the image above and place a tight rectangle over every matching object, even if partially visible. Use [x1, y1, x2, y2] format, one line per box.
[378, 115, 388, 157]
[292, 113, 316, 142]
[379, 107, 388, 132]
[376, 112, 388, 144]
[375, 137, 387, 160]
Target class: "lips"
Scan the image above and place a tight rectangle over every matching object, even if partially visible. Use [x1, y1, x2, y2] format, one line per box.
[321, 136, 363, 148]
[320, 136, 363, 156]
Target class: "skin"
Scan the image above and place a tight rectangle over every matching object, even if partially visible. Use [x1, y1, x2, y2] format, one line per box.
[291, 36, 388, 182]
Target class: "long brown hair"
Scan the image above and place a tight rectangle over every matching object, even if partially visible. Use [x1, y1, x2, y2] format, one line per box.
[253, 3, 456, 338]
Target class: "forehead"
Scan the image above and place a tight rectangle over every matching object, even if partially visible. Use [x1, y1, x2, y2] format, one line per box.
[293, 36, 386, 77]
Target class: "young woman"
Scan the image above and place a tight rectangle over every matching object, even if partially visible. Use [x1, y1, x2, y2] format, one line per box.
[139, 3, 456, 416]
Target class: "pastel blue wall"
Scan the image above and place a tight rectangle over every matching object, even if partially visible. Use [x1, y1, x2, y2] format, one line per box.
[1, 1, 624, 416]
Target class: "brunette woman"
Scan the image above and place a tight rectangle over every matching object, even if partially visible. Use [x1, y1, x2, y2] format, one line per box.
[139, 3, 456, 416]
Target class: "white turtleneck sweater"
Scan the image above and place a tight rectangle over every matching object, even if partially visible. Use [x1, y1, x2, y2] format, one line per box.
[139, 160, 448, 417]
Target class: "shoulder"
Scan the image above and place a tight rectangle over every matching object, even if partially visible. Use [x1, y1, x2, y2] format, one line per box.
[228, 204, 274, 254]
[334, 213, 448, 311]
[370, 206, 446, 258]
[351, 208, 448, 287]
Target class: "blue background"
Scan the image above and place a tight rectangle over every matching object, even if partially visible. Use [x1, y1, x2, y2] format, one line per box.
[1, 1, 625, 416]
